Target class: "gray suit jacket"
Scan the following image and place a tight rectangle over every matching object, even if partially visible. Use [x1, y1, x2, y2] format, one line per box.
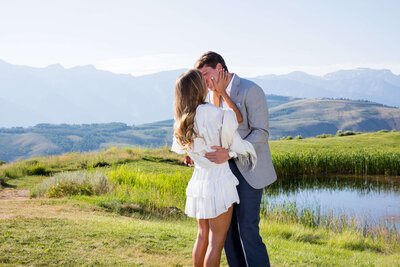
[229, 74, 277, 189]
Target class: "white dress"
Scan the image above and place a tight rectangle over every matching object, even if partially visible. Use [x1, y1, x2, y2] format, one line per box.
[172, 103, 257, 219]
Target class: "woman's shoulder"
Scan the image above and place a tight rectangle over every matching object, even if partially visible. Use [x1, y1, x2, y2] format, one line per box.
[196, 103, 223, 116]
[195, 103, 223, 131]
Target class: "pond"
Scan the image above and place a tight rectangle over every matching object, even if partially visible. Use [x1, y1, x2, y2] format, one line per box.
[262, 175, 400, 229]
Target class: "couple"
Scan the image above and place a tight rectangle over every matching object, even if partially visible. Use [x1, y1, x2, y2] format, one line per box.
[172, 51, 277, 267]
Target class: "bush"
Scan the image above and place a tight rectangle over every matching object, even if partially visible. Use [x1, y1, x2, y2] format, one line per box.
[378, 129, 389, 133]
[27, 165, 50, 176]
[316, 134, 333, 138]
[390, 129, 397, 132]
[281, 136, 293, 140]
[0, 160, 6, 166]
[47, 181, 94, 198]
[0, 177, 7, 186]
[336, 130, 358, 137]
[294, 135, 303, 140]
[30, 171, 111, 198]
[92, 160, 110, 168]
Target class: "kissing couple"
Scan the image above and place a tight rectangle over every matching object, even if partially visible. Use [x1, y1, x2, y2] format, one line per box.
[172, 51, 277, 266]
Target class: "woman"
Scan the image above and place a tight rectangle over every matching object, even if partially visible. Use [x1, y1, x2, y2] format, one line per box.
[171, 69, 257, 266]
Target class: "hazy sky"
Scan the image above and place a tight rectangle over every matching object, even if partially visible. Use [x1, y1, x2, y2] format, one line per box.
[1, 0, 399, 76]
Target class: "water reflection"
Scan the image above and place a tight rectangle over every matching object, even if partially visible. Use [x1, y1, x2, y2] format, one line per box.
[263, 175, 400, 228]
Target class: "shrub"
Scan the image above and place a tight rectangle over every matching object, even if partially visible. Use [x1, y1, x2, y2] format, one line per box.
[27, 165, 50, 176]
[316, 134, 333, 138]
[47, 181, 94, 198]
[336, 130, 358, 137]
[0, 177, 7, 186]
[30, 171, 111, 198]
[281, 136, 293, 140]
[390, 129, 397, 132]
[92, 160, 110, 168]
[0, 160, 6, 166]
[294, 135, 303, 140]
[124, 148, 134, 154]
[378, 129, 389, 133]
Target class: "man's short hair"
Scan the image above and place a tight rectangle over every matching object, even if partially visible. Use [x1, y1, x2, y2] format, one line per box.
[195, 51, 229, 72]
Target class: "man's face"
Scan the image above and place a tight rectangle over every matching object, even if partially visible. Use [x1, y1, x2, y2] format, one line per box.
[198, 63, 222, 91]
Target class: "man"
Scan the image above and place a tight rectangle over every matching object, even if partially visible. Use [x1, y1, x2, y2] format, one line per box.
[195, 51, 277, 267]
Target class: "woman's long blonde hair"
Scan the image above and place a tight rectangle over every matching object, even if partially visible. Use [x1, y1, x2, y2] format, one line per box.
[173, 69, 208, 150]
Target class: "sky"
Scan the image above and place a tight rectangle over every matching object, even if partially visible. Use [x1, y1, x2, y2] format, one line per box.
[0, 0, 399, 77]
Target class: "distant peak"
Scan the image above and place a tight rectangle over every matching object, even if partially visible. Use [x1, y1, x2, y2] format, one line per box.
[323, 68, 395, 80]
[287, 71, 309, 75]
[70, 64, 97, 70]
[45, 63, 64, 70]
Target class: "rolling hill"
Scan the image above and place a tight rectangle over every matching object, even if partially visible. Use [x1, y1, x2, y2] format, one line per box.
[1, 98, 399, 163]
[268, 98, 400, 139]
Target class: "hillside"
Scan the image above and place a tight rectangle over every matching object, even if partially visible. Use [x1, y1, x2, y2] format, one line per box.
[268, 98, 400, 139]
[1, 99, 399, 163]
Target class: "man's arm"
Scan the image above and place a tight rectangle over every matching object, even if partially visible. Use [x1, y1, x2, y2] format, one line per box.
[243, 85, 269, 150]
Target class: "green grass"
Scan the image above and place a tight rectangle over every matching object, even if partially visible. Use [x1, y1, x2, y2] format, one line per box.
[1, 131, 400, 265]
[1, 199, 399, 266]
[0, 200, 197, 266]
[2, 131, 399, 187]
[260, 199, 399, 247]
[25, 159, 399, 247]
[0, 146, 185, 186]
[270, 131, 400, 153]
[1, 175, 46, 189]
[270, 131, 400, 176]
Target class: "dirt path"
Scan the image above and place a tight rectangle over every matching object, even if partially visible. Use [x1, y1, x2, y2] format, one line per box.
[0, 188, 30, 200]
[0, 188, 114, 221]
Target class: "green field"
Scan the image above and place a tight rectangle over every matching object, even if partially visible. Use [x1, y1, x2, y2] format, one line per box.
[1, 131, 400, 266]
[271, 131, 400, 176]
[270, 130, 400, 153]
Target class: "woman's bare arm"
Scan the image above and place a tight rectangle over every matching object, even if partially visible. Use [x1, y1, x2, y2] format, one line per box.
[212, 70, 243, 123]
[210, 91, 221, 107]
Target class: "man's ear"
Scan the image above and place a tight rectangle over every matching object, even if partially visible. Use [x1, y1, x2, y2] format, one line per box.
[216, 63, 222, 71]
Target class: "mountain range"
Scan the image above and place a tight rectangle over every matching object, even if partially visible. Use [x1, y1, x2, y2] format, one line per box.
[1, 59, 400, 128]
[1, 59, 400, 162]
[252, 69, 400, 107]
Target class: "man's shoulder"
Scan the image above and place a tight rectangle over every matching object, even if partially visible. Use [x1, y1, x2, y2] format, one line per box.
[236, 75, 262, 91]
[235, 75, 267, 106]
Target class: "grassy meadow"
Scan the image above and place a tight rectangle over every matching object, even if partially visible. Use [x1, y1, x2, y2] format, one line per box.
[1, 131, 400, 266]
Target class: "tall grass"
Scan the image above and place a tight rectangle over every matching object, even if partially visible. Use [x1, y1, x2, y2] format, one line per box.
[30, 162, 192, 217]
[105, 164, 190, 210]
[272, 150, 400, 177]
[0, 146, 185, 182]
[260, 199, 400, 250]
[29, 160, 400, 245]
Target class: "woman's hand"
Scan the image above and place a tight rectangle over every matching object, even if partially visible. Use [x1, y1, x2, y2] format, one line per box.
[211, 69, 230, 96]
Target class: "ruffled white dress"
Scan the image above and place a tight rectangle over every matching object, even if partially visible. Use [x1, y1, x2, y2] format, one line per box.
[172, 104, 257, 219]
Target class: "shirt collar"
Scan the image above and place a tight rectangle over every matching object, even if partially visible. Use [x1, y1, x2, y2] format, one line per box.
[225, 73, 235, 96]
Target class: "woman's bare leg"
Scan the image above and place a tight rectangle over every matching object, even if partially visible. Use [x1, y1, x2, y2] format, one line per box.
[204, 206, 233, 267]
[193, 219, 209, 267]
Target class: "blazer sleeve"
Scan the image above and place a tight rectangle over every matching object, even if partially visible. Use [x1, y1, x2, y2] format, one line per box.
[243, 84, 270, 150]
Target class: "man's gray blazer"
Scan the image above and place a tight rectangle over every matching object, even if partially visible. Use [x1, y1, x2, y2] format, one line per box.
[229, 74, 277, 189]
